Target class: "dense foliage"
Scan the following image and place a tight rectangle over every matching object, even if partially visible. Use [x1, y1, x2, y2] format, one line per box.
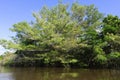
[0, 2, 120, 68]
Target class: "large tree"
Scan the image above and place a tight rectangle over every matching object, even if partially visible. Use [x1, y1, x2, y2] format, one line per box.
[0, 2, 104, 67]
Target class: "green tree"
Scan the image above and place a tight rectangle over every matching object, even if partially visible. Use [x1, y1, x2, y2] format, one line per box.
[102, 15, 120, 54]
[0, 2, 104, 67]
[99, 15, 120, 68]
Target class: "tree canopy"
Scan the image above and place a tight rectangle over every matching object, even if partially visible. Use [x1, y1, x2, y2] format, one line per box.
[0, 2, 120, 68]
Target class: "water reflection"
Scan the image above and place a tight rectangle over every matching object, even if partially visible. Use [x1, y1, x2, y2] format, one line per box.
[0, 67, 120, 80]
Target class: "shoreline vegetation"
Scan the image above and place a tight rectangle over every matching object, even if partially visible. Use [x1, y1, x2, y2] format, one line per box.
[0, 2, 120, 69]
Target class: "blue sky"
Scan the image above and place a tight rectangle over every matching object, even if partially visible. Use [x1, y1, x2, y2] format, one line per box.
[0, 0, 120, 54]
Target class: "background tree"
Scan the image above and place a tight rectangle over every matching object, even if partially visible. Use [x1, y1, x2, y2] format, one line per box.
[101, 15, 120, 67]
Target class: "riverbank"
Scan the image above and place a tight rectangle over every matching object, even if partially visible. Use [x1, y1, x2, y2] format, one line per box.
[0, 52, 120, 69]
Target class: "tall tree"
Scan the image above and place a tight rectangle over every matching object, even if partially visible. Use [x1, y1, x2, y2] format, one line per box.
[0, 2, 104, 67]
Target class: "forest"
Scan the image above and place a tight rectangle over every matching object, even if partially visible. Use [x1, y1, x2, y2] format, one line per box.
[0, 2, 120, 68]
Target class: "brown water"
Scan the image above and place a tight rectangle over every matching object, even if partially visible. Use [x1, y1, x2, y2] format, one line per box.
[0, 67, 120, 80]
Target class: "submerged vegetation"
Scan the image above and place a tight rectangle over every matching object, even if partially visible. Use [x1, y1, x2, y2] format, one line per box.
[0, 2, 120, 68]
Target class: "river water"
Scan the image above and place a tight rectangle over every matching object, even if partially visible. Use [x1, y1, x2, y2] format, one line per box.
[0, 67, 120, 80]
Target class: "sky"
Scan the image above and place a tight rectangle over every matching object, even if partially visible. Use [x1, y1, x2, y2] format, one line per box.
[0, 0, 120, 54]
